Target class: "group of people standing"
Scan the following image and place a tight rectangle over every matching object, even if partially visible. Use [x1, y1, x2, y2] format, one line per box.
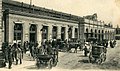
[2, 42, 23, 69]
[23, 41, 39, 60]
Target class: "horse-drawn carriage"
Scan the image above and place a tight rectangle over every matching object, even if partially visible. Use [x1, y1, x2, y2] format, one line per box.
[88, 45, 107, 64]
[86, 37, 107, 64]
[68, 38, 80, 53]
[36, 48, 58, 69]
[56, 39, 66, 51]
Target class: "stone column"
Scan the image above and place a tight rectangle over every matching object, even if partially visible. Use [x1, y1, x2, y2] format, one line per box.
[23, 23, 30, 42]
[37, 24, 42, 47]
[0, 0, 2, 48]
[0, 0, 6, 67]
[48, 25, 52, 40]
[104, 31, 107, 39]
[0, 0, 3, 44]
[65, 26, 68, 40]
[72, 26, 75, 38]
[2, 20, 4, 42]
[57, 26, 61, 39]
[9, 20, 14, 44]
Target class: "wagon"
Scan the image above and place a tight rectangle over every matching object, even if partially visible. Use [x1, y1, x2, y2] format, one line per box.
[67, 38, 80, 53]
[88, 45, 107, 64]
[36, 48, 58, 69]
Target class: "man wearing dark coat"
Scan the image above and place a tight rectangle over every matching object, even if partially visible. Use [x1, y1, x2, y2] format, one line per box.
[83, 46, 88, 56]
[8, 45, 13, 69]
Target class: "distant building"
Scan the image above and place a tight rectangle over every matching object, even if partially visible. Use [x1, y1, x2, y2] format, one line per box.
[78, 14, 115, 42]
[115, 26, 120, 40]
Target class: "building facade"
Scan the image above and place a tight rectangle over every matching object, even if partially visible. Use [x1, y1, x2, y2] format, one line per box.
[2, 0, 80, 46]
[79, 14, 115, 42]
[1, 0, 116, 47]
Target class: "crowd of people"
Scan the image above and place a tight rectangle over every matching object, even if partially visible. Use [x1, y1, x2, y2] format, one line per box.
[1, 39, 61, 69]
[1, 38, 117, 69]
[2, 42, 23, 69]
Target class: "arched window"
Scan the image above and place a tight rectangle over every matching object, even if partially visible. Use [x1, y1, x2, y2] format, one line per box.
[29, 24, 37, 43]
[90, 29, 93, 37]
[14, 24, 23, 41]
[52, 26, 57, 39]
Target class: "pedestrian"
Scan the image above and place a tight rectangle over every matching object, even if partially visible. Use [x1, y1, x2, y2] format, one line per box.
[8, 45, 13, 69]
[23, 41, 26, 53]
[105, 41, 108, 48]
[110, 40, 114, 48]
[83, 46, 88, 56]
[4, 42, 9, 63]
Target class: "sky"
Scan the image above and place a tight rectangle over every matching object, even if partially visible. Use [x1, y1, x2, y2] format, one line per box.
[13, 0, 120, 28]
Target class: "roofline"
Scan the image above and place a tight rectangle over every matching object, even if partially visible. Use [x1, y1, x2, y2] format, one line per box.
[2, 0, 82, 20]
[4, 9, 79, 24]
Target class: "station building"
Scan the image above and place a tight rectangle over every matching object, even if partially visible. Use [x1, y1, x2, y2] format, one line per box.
[0, 0, 116, 46]
[2, 0, 80, 46]
[79, 14, 115, 42]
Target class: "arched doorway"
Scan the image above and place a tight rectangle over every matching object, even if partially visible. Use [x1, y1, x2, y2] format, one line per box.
[75, 28, 78, 38]
[61, 27, 65, 41]
[95, 29, 97, 38]
[52, 26, 57, 39]
[102, 30, 104, 40]
[86, 28, 88, 39]
[42, 26, 48, 41]
[108, 31, 109, 40]
[105, 31, 107, 39]
[90, 29, 93, 37]
[68, 27, 72, 40]
[14, 24, 23, 43]
[29, 24, 37, 43]
[98, 30, 100, 41]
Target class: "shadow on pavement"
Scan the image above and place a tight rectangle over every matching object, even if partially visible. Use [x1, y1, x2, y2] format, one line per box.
[24, 65, 38, 69]
[24, 65, 51, 70]
[78, 59, 89, 63]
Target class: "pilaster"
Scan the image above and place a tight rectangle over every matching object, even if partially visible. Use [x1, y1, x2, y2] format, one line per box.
[65, 26, 68, 40]
[37, 24, 42, 47]
[72, 26, 75, 38]
[48, 25, 52, 40]
[57, 26, 61, 39]
[23, 23, 30, 42]
[9, 20, 14, 44]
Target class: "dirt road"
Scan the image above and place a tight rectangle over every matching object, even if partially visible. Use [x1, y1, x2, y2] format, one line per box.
[1, 40, 120, 71]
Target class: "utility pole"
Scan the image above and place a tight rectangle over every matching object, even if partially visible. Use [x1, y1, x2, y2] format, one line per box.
[29, 0, 32, 13]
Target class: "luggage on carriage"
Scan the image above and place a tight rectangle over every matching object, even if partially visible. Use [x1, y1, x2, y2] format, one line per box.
[86, 37, 107, 64]
[36, 47, 58, 69]
[88, 45, 107, 64]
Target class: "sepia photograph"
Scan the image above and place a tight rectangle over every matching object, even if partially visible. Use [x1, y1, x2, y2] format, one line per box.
[0, 0, 120, 71]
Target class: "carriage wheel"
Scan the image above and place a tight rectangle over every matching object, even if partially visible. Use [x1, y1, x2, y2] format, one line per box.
[88, 52, 93, 63]
[47, 58, 53, 69]
[52, 57, 58, 67]
[102, 54, 106, 62]
[96, 58, 102, 65]
[36, 59, 41, 69]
